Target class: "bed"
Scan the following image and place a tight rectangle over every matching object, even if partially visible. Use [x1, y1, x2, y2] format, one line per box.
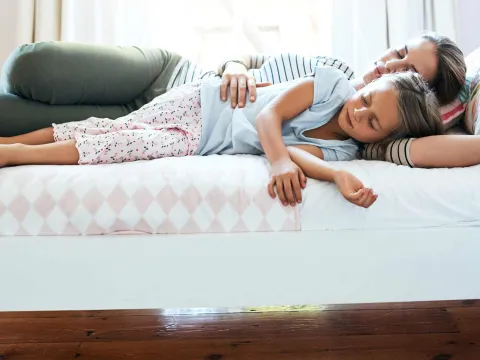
[1, 155, 480, 311]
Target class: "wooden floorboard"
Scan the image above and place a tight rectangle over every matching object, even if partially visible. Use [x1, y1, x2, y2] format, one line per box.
[0, 300, 479, 359]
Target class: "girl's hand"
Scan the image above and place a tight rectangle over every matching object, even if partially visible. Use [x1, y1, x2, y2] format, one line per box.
[333, 170, 378, 208]
[268, 158, 307, 206]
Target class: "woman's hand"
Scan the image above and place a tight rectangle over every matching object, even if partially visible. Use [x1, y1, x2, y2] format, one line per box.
[333, 170, 378, 208]
[220, 63, 271, 108]
[268, 158, 307, 206]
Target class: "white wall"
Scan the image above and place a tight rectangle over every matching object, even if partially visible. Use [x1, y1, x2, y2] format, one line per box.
[457, 0, 480, 56]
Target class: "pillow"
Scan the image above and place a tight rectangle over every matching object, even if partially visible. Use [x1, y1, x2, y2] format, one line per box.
[440, 85, 468, 130]
[464, 67, 480, 135]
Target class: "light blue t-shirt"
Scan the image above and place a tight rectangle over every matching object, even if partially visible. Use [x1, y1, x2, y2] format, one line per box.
[195, 66, 358, 161]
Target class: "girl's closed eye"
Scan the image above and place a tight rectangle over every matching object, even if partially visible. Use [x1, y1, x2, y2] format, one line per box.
[361, 94, 375, 130]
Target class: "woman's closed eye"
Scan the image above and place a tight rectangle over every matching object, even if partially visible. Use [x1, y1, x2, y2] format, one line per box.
[394, 49, 404, 59]
[361, 94, 368, 106]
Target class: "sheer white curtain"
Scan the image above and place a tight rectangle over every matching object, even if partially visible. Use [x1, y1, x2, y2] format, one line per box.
[0, 0, 62, 69]
[59, 0, 334, 69]
[0, 0, 459, 73]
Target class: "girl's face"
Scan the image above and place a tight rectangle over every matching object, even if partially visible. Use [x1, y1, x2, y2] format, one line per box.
[338, 79, 400, 143]
[363, 37, 438, 85]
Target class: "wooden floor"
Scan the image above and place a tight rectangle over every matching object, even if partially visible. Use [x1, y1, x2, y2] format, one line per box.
[1, 300, 480, 359]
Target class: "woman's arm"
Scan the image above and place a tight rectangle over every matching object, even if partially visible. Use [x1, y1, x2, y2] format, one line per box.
[362, 135, 480, 168]
[218, 54, 255, 109]
[410, 135, 480, 168]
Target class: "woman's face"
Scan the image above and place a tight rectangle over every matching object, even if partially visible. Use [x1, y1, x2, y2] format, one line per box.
[338, 78, 400, 144]
[363, 37, 438, 85]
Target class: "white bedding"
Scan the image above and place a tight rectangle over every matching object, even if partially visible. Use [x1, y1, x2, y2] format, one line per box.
[301, 160, 480, 230]
[0, 155, 479, 235]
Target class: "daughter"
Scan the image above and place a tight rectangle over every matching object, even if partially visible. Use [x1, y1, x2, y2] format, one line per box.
[0, 67, 442, 208]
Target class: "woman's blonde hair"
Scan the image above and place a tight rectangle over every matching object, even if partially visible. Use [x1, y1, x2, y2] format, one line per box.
[421, 33, 466, 105]
[381, 71, 444, 142]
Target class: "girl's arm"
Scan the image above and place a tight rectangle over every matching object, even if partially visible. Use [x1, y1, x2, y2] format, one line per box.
[256, 77, 314, 165]
[286, 146, 377, 208]
[256, 77, 377, 208]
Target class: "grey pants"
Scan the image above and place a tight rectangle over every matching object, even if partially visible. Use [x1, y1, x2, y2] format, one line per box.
[0, 41, 182, 136]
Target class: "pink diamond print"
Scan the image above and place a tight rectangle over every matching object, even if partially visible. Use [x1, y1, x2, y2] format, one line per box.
[227, 188, 250, 214]
[33, 192, 56, 217]
[180, 218, 201, 234]
[180, 185, 202, 213]
[205, 186, 227, 214]
[132, 187, 154, 213]
[63, 222, 81, 235]
[231, 219, 249, 233]
[9, 194, 31, 222]
[257, 218, 273, 232]
[40, 222, 55, 235]
[157, 218, 178, 234]
[58, 189, 80, 216]
[134, 218, 153, 233]
[281, 218, 297, 231]
[253, 189, 274, 214]
[14, 171, 34, 189]
[107, 185, 129, 214]
[156, 185, 179, 214]
[111, 219, 131, 232]
[15, 225, 30, 236]
[86, 220, 105, 235]
[205, 218, 225, 233]
[82, 187, 104, 215]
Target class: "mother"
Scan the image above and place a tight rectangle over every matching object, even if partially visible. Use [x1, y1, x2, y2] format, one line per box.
[0, 33, 474, 168]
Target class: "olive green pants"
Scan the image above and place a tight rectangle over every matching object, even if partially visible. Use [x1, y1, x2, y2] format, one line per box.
[0, 41, 182, 136]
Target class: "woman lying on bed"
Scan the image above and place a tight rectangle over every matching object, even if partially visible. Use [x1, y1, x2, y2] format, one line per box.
[219, 33, 474, 168]
[0, 68, 442, 208]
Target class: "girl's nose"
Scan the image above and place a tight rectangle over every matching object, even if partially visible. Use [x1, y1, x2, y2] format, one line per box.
[354, 107, 368, 122]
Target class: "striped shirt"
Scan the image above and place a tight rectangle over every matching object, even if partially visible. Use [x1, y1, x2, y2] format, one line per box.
[168, 53, 413, 167]
[168, 53, 354, 89]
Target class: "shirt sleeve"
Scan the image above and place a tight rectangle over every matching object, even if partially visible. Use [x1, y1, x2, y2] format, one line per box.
[322, 147, 358, 162]
[361, 138, 416, 167]
[311, 66, 355, 108]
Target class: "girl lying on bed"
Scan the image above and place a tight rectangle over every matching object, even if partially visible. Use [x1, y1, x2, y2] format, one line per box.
[0, 67, 442, 208]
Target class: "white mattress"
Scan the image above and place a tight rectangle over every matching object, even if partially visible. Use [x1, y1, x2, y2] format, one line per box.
[301, 160, 480, 230]
[0, 155, 299, 236]
[1, 155, 479, 235]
